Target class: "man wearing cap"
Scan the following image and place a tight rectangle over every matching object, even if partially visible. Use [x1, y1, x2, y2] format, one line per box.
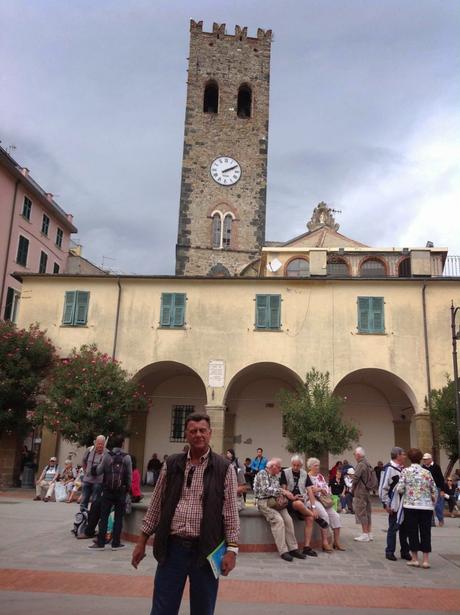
[422, 453, 445, 527]
[379, 447, 410, 561]
[33, 456, 59, 501]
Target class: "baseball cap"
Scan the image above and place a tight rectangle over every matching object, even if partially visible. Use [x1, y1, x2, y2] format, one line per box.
[422, 453, 432, 460]
[49, 456, 57, 462]
[347, 468, 355, 475]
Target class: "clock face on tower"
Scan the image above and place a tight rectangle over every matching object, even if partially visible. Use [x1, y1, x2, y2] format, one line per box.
[210, 156, 242, 186]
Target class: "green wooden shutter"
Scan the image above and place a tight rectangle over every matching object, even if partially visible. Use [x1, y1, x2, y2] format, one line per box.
[75, 291, 89, 325]
[268, 295, 281, 329]
[173, 293, 186, 327]
[255, 295, 268, 328]
[358, 297, 370, 332]
[160, 293, 173, 326]
[62, 291, 76, 325]
[370, 297, 384, 332]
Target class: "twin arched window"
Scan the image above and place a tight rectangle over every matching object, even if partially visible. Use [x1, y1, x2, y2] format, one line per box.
[212, 211, 234, 249]
[203, 81, 252, 118]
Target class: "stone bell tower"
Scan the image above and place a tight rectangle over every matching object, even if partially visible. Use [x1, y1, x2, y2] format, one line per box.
[175, 20, 272, 276]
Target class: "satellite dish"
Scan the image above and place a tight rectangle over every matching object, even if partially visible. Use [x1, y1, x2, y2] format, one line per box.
[268, 258, 282, 272]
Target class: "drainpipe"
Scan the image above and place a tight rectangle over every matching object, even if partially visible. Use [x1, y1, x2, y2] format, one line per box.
[0, 179, 20, 318]
[112, 277, 122, 360]
[422, 283, 436, 458]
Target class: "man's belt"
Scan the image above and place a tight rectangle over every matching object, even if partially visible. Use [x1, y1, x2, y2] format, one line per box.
[170, 535, 200, 548]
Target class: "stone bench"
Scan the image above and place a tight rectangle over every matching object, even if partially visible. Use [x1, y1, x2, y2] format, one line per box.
[123, 502, 323, 552]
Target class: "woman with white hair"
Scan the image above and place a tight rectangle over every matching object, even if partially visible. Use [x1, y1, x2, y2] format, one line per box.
[280, 454, 328, 557]
[307, 457, 345, 551]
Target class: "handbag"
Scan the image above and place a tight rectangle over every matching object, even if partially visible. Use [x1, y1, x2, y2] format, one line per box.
[267, 494, 289, 510]
[317, 493, 334, 508]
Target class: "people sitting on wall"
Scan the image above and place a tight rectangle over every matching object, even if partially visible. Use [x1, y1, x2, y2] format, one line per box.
[328, 461, 342, 482]
[254, 457, 306, 562]
[307, 457, 345, 551]
[280, 454, 323, 557]
[67, 465, 84, 503]
[146, 453, 162, 486]
[55, 459, 76, 502]
[343, 468, 355, 513]
[225, 449, 248, 510]
[329, 466, 345, 512]
[243, 457, 253, 486]
[131, 456, 143, 503]
[33, 456, 60, 502]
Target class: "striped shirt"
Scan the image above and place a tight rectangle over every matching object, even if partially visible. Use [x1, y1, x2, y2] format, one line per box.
[141, 448, 240, 545]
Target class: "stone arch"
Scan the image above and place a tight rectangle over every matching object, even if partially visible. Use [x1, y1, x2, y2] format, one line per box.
[203, 80, 219, 113]
[333, 368, 418, 466]
[359, 256, 388, 277]
[207, 263, 231, 277]
[131, 361, 208, 474]
[284, 255, 310, 277]
[237, 83, 252, 118]
[223, 362, 303, 462]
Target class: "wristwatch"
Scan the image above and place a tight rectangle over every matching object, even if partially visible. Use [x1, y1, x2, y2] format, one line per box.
[226, 546, 239, 555]
[311, 505, 317, 509]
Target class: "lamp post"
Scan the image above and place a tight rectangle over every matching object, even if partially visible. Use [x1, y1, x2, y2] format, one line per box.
[450, 302, 460, 465]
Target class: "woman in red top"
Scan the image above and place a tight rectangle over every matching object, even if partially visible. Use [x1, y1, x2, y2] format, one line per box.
[130, 456, 143, 503]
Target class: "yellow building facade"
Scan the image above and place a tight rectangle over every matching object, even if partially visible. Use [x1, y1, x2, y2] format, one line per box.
[17, 266, 460, 473]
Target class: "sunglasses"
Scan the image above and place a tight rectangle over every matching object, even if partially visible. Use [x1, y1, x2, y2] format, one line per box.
[186, 465, 196, 488]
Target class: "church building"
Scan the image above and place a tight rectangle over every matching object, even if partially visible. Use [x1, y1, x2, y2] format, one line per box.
[11, 21, 460, 477]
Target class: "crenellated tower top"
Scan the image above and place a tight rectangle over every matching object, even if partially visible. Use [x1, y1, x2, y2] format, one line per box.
[190, 19, 272, 42]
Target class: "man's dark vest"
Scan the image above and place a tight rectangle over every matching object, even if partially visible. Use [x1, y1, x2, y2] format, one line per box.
[153, 451, 230, 565]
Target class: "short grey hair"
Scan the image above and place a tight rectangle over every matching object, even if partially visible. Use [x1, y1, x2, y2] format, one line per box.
[390, 447, 404, 460]
[306, 457, 320, 470]
[355, 446, 366, 457]
[266, 457, 282, 469]
[290, 454, 303, 465]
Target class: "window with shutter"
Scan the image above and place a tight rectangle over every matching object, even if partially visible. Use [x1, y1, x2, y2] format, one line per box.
[256, 294, 281, 330]
[357, 296, 384, 333]
[160, 293, 186, 328]
[62, 291, 89, 326]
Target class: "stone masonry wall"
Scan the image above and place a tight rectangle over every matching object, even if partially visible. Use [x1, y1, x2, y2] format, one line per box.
[175, 20, 272, 276]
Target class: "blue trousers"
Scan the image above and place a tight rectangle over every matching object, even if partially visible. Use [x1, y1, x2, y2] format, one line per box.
[151, 538, 218, 615]
[385, 512, 409, 556]
[434, 494, 445, 523]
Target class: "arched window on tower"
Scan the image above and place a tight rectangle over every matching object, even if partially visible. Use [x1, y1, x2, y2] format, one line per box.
[398, 257, 411, 278]
[203, 81, 219, 114]
[237, 84, 252, 118]
[211, 213, 222, 248]
[286, 258, 309, 277]
[222, 214, 232, 248]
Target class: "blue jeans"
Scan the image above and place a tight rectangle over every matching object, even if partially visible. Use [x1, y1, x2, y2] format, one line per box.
[434, 494, 445, 524]
[385, 511, 409, 556]
[80, 482, 102, 511]
[151, 538, 218, 615]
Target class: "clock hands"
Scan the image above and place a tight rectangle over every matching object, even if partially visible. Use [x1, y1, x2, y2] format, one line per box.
[222, 164, 238, 174]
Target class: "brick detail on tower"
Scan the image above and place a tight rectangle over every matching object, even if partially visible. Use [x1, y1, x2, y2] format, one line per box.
[175, 20, 272, 276]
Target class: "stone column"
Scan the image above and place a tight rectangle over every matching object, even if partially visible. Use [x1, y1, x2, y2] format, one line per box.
[393, 420, 411, 451]
[205, 405, 226, 453]
[413, 412, 433, 454]
[38, 428, 58, 474]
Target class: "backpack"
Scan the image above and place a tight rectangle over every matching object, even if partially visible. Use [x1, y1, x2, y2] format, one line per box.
[103, 450, 128, 492]
[365, 467, 379, 492]
[71, 508, 88, 538]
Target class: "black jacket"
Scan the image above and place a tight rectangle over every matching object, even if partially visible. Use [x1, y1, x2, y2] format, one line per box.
[153, 451, 230, 565]
[424, 462, 444, 490]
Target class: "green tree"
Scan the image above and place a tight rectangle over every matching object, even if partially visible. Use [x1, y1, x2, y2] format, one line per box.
[430, 376, 458, 474]
[280, 368, 359, 458]
[0, 321, 56, 434]
[34, 344, 148, 447]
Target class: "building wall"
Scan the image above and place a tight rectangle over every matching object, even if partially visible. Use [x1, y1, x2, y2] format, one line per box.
[176, 21, 271, 276]
[16, 275, 460, 470]
[0, 164, 74, 319]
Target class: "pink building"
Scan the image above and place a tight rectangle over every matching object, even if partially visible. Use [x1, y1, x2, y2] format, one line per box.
[0, 145, 77, 321]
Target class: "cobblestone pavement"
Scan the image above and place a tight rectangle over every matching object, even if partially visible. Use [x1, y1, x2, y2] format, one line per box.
[1, 490, 459, 614]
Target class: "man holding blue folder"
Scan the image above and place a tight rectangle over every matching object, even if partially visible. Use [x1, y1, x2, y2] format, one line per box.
[131, 412, 239, 615]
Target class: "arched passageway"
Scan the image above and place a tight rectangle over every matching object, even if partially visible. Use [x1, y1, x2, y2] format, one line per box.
[132, 361, 207, 475]
[333, 368, 417, 467]
[223, 362, 303, 463]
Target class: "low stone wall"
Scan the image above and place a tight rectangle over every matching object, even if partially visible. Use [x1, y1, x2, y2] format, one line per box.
[123, 502, 323, 552]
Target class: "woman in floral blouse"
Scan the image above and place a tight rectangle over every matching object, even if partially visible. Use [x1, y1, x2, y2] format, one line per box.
[397, 448, 437, 569]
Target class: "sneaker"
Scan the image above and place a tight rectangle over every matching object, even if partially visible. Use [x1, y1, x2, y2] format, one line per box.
[111, 544, 127, 551]
[280, 552, 293, 562]
[354, 534, 370, 542]
[88, 543, 105, 551]
[33, 496, 41, 501]
[302, 546, 318, 557]
[289, 549, 306, 560]
[368, 533, 374, 541]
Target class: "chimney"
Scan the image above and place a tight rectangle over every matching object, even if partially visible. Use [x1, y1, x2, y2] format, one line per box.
[21, 167, 30, 176]
[46, 192, 53, 201]
[66, 213, 74, 223]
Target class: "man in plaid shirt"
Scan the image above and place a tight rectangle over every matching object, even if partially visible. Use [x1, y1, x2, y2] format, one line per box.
[131, 413, 239, 615]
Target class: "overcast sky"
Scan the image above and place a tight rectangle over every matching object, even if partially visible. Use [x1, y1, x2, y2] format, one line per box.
[1, 0, 459, 274]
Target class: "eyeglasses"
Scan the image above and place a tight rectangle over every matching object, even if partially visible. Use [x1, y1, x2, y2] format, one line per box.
[186, 465, 196, 488]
